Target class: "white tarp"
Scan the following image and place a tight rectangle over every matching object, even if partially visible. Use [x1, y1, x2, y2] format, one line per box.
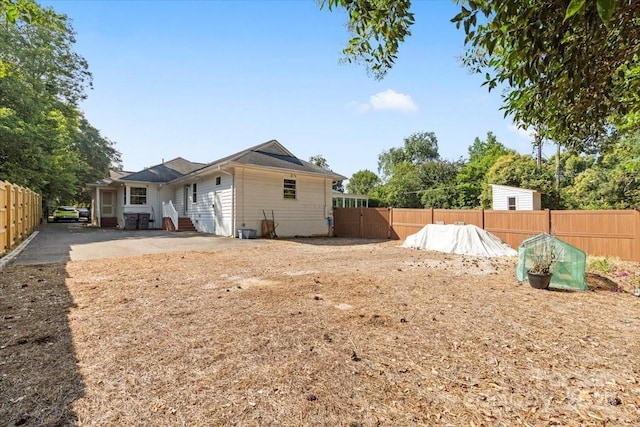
[401, 224, 518, 257]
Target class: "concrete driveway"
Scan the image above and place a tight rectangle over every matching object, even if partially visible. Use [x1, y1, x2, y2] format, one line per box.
[8, 222, 269, 266]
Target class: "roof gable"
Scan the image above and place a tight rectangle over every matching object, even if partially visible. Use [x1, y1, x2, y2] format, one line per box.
[121, 157, 205, 183]
[177, 139, 346, 181]
[490, 184, 540, 194]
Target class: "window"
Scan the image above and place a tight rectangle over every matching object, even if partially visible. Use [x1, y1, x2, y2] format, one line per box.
[508, 197, 516, 210]
[284, 179, 296, 199]
[192, 183, 197, 203]
[130, 187, 147, 205]
[215, 176, 221, 185]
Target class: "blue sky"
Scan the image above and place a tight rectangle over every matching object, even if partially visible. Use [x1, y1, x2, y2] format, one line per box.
[44, 0, 535, 183]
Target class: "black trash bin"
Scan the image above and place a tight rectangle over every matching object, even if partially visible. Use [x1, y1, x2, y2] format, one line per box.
[138, 213, 150, 230]
[124, 213, 139, 230]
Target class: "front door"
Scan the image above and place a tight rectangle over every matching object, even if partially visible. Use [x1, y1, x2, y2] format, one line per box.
[101, 191, 115, 217]
[183, 185, 190, 214]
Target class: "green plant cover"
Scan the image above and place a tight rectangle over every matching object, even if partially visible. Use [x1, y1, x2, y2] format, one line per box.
[516, 233, 587, 291]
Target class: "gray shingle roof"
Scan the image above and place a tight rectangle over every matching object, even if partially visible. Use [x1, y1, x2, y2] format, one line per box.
[121, 158, 205, 183]
[197, 140, 346, 180]
[89, 141, 345, 188]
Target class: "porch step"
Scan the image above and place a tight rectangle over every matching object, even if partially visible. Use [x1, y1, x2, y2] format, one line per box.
[177, 217, 197, 232]
[100, 217, 118, 228]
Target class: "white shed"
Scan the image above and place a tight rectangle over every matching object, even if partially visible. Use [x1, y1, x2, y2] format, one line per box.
[491, 184, 542, 211]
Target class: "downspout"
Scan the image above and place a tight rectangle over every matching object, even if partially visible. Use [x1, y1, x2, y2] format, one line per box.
[218, 166, 235, 237]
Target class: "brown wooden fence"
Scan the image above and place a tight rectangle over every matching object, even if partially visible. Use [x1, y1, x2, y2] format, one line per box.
[333, 207, 640, 262]
[0, 180, 42, 255]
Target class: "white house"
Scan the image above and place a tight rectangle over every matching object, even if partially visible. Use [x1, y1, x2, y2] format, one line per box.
[85, 140, 346, 237]
[491, 184, 542, 211]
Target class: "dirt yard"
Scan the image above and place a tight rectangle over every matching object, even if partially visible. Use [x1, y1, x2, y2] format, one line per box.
[1, 238, 640, 426]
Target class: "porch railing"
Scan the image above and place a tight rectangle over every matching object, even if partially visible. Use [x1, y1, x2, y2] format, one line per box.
[162, 200, 179, 231]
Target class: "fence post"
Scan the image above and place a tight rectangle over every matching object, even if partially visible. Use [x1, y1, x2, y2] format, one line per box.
[430, 207, 434, 224]
[7, 183, 14, 249]
[359, 206, 364, 239]
[636, 209, 640, 262]
[480, 208, 485, 230]
[388, 208, 393, 239]
[545, 209, 551, 233]
[1, 181, 6, 252]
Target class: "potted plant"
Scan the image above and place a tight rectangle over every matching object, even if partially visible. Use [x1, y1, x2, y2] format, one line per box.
[527, 239, 559, 289]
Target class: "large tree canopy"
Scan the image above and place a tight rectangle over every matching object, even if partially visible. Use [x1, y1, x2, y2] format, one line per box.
[0, 0, 62, 26]
[377, 131, 439, 179]
[1, 1, 120, 205]
[322, 1, 639, 152]
[452, 0, 640, 152]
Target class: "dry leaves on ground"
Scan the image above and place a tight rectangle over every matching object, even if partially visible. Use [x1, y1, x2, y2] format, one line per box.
[1, 238, 639, 426]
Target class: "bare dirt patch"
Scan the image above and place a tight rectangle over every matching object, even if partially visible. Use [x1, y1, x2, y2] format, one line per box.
[2, 238, 640, 426]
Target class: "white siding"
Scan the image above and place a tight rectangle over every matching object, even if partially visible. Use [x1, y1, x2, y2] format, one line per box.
[491, 185, 539, 211]
[119, 183, 164, 228]
[186, 175, 234, 236]
[235, 168, 331, 237]
[174, 185, 186, 216]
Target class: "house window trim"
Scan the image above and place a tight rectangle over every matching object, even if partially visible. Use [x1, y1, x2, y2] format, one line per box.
[283, 179, 296, 200]
[507, 196, 517, 211]
[215, 176, 221, 186]
[192, 183, 197, 204]
[130, 186, 148, 205]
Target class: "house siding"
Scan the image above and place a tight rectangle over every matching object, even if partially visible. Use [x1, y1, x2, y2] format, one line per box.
[119, 183, 166, 228]
[491, 185, 539, 211]
[234, 167, 331, 237]
[186, 175, 234, 235]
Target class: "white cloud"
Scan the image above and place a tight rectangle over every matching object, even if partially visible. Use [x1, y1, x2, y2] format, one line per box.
[370, 89, 418, 112]
[347, 89, 418, 113]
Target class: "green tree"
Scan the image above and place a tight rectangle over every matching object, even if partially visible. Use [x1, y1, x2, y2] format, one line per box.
[318, 0, 414, 79]
[378, 131, 439, 179]
[374, 162, 422, 208]
[564, 135, 640, 209]
[0, 0, 119, 204]
[483, 153, 563, 209]
[347, 169, 380, 195]
[455, 132, 514, 208]
[452, 1, 640, 152]
[419, 159, 462, 208]
[74, 118, 122, 204]
[321, 1, 638, 152]
[1, 0, 62, 26]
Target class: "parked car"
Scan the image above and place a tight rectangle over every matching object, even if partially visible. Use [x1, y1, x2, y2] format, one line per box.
[76, 207, 90, 220]
[52, 206, 79, 222]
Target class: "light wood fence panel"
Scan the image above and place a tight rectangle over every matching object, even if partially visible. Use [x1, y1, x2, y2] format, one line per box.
[434, 209, 483, 227]
[391, 208, 433, 240]
[333, 208, 363, 238]
[0, 181, 42, 256]
[484, 210, 551, 251]
[0, 181, 8, 253]
[334, 207, 640, 261]
[551, 210, 640, 261]
[362, 208, 390, 239]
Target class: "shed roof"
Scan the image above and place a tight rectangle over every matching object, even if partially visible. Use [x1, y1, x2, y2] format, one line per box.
[490, 184, 541, 194]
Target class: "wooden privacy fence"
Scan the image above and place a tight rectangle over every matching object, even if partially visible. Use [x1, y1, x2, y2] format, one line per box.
[333, 207, 640, 262]
[0, 181, 42, 255]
